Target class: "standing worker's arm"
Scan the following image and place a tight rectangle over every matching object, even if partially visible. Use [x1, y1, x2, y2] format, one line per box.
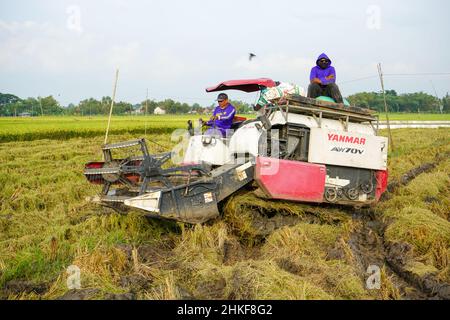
[310, 67, 322, 84]
[324, 66, 337, 83]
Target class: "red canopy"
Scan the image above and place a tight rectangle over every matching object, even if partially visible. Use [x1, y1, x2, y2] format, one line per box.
[206, 78, 277, 93]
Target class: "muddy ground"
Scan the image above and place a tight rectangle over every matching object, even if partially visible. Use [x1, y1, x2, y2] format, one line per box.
[4, 161, 446, 300]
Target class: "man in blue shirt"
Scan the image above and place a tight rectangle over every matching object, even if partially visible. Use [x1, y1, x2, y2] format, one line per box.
[308, 53, 343, 104]
[204, 93, 236, 137]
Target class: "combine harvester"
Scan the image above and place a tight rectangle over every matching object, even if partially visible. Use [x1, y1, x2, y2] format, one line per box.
[84, 79, 389, 224]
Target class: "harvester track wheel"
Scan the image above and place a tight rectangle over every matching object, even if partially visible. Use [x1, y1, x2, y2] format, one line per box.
[325, 188, 338, 203]
[346, 188, 359, 200]
[361, 182, 374, 194]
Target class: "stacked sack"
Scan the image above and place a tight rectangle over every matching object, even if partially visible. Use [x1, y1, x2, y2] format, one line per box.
[256, 82, 305, 107]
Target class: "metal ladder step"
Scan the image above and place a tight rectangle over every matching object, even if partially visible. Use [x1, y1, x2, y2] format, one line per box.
[100, 195, 131, 203]
[103, 139, 143, 150]
[84, 167, 121, 175]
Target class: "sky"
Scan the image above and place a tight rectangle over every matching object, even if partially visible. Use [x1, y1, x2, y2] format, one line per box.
[0, 0, 449, 106]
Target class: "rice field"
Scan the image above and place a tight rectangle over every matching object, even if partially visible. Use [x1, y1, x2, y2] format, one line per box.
[0, 115, 449, 300]
[1, 113, 449, 143]
[0, 115, 197, 143]
[378, 113, 450, 121]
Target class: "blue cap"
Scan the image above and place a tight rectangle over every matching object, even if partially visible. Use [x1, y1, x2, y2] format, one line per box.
[216, 93, 228, 102]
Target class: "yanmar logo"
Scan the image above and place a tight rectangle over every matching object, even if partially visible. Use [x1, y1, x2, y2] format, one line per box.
[328, 133, 366, 145]
[331, 147, 365, 154]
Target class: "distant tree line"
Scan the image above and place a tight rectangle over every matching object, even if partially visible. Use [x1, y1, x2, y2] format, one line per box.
[347, 90, 449, 113]
[0, 93, 254, 116]
[0, 94, 64, 116]
[67, 97, 134, 115]
[1, 91, 448, 116]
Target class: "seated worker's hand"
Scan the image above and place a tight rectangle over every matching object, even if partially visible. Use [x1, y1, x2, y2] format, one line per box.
[312, 78, 322, 84]
[325, 74, 335, 80]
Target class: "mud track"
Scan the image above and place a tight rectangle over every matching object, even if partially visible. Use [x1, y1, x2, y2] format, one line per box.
[237, 156, 448, 300]
[336, 158, 449, 299]
[377, 157, 449, 299]
[349, 212, 430, 299]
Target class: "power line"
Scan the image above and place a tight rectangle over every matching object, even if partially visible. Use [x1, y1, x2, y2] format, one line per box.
[340, 75, 379, 84]
[385, 72, 450, 76]
[341, 72, 450, 85]
[72, 72, 450, 105]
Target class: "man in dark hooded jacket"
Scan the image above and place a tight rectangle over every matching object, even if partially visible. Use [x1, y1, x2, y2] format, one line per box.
[308, 53, 343, 103]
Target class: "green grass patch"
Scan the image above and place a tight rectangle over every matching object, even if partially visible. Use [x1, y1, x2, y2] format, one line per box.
[377, 113, 450, 121]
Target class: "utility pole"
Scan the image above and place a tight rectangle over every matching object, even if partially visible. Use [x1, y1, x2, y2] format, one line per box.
[377, 63, 395, 152]
[38, 96, 44, 116]
[104, 69, 119, 145]
[430, 80, 443, 114]
[145, 88, 148, 137]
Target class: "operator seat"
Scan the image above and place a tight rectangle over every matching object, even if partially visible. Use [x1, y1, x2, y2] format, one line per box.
[230, 116, 247, 131]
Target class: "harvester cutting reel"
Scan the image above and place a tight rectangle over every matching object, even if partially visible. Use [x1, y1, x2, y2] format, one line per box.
[84, 138, 255, 224]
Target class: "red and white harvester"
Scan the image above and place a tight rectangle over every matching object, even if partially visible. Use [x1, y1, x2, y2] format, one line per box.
[84, 79, 388, 224]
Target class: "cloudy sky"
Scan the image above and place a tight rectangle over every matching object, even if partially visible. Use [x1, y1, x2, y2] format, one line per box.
[1, 0, 449, 106]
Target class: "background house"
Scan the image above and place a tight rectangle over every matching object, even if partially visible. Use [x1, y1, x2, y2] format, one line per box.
[154, 107, 166, 115]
